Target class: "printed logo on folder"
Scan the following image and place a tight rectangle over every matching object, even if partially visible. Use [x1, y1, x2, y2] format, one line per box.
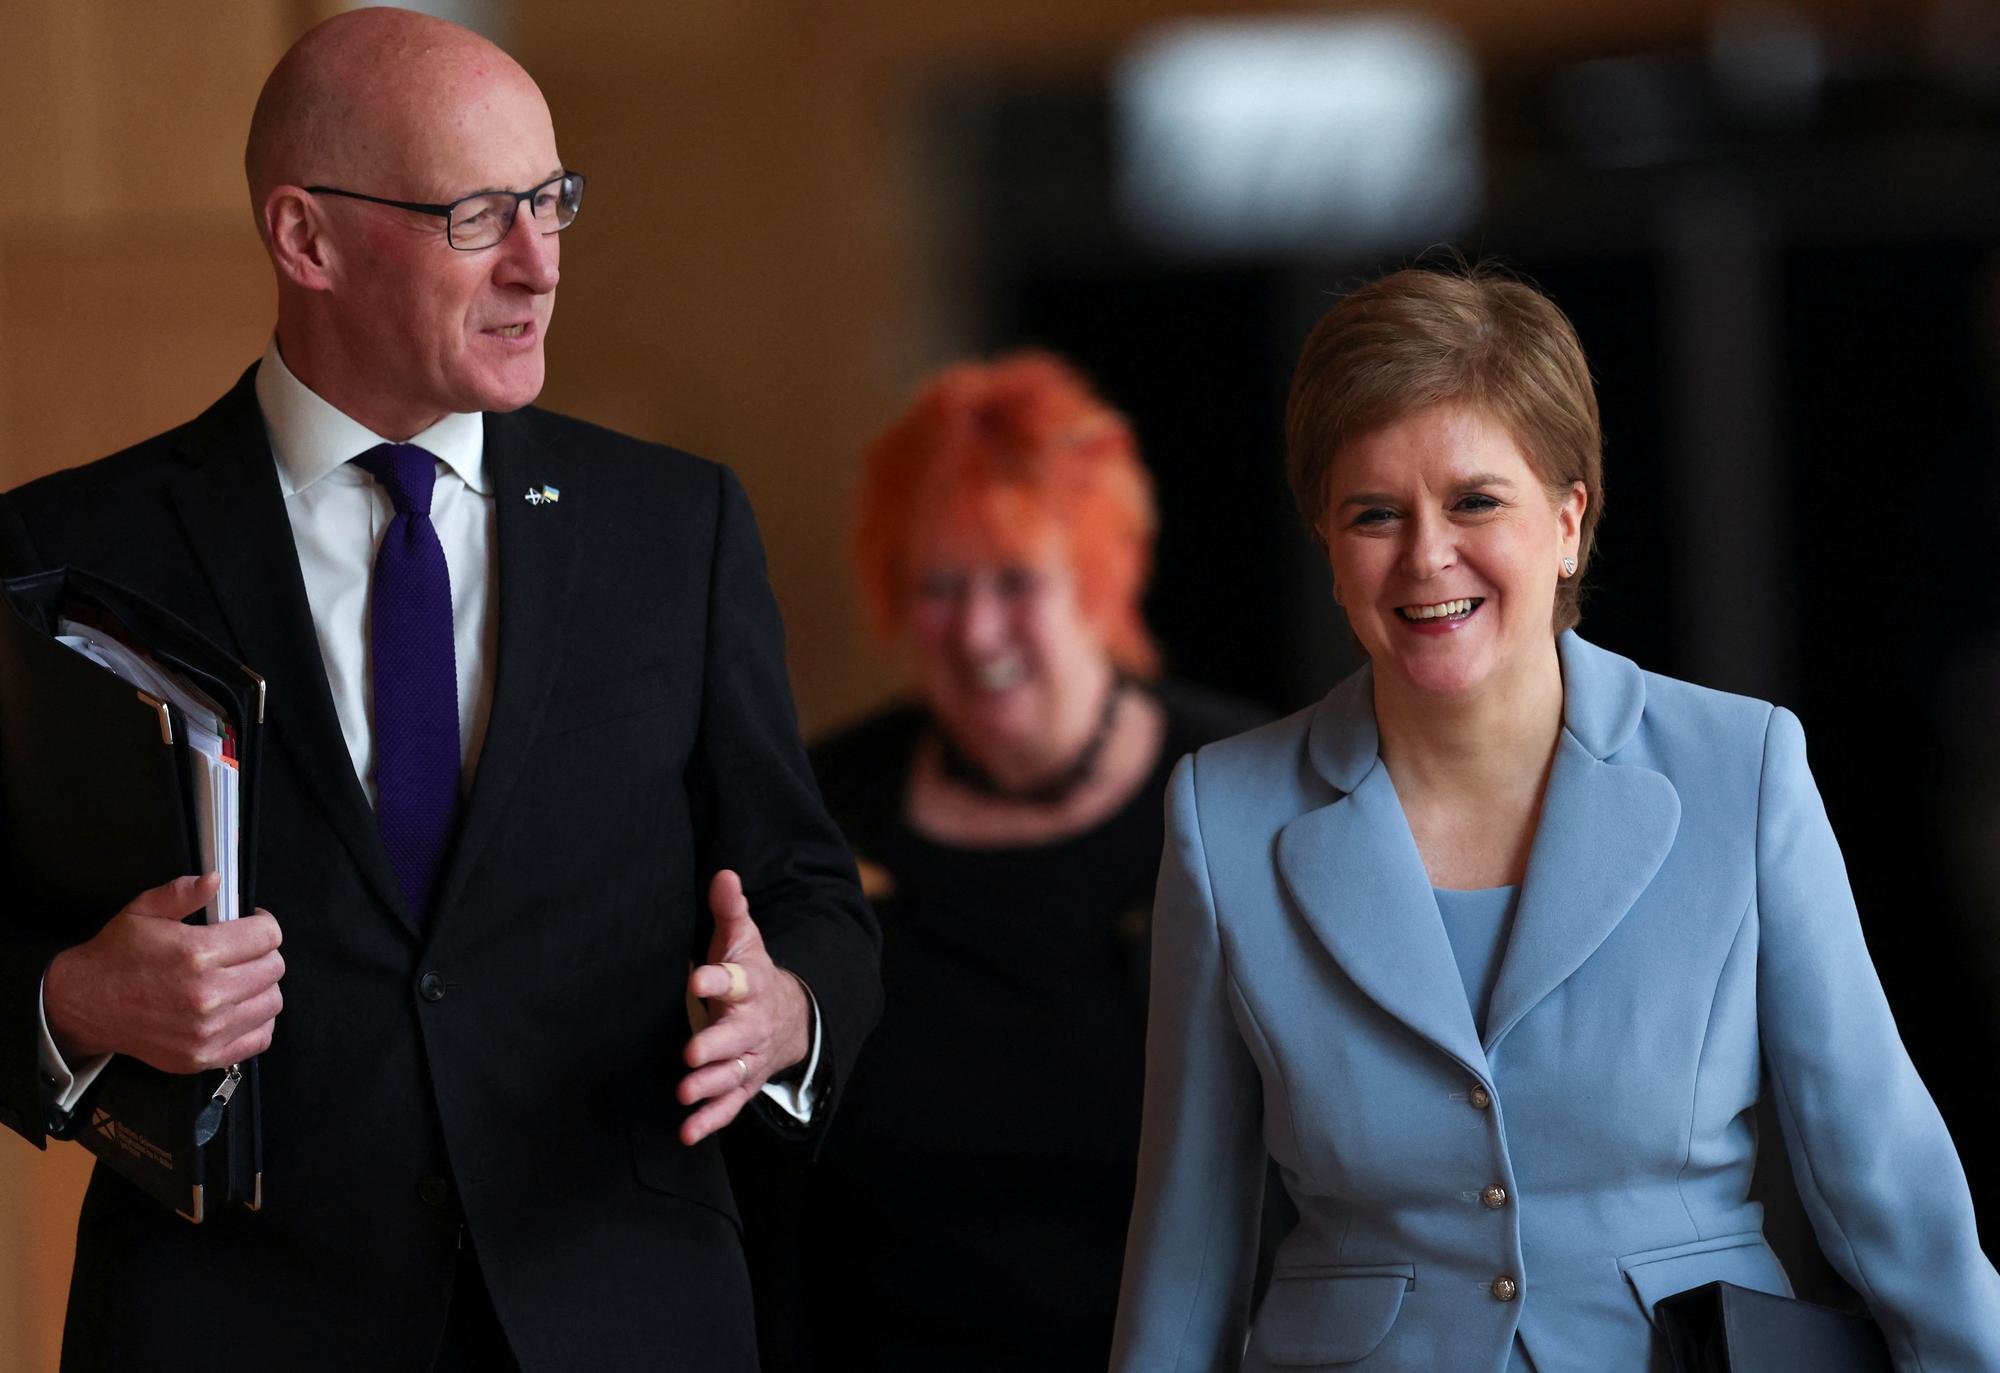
[91, 1107, 175, 1170]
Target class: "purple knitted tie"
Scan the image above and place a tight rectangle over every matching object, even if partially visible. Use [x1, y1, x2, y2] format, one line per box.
[354, 443, 461, 918]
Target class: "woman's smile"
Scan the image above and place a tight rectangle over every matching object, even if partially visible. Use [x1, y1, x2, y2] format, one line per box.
[1395, 596, 1484, 630]
[966, 653, 1028, 691]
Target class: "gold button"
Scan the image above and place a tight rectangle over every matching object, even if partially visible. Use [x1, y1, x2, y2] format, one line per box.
[1491, 1276, 1519, 1302]
[1468, 1084, 1492, 1110]
[1481, 1184, 1509, 1209]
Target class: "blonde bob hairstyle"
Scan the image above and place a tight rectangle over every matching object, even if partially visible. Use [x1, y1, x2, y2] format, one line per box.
[1285, 263, 1605, 633]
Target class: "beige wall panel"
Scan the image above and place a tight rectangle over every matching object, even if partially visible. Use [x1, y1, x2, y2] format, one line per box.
[514, 0, 803, 67]
[91, 11, 283, 220]
[0, 7, 106, 225]
[0, 5, 284, 225]
[0, 1142, 93, 1373]
[523, 20, 919, 732]
[0, 1157, 28, 1373]
[0, 222, 273, 486]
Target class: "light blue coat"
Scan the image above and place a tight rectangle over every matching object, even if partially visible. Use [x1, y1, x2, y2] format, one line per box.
[1111, 633, 2000, 1372]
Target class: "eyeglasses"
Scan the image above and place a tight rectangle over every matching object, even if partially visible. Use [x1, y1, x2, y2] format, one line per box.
[305, 171, 586, 251]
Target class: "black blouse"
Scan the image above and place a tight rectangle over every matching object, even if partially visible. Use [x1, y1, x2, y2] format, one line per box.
[780, 683, 1265, 1372]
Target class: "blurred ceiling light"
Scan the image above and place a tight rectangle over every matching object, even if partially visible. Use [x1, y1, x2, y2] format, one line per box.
[1114, 14, 1480, 258]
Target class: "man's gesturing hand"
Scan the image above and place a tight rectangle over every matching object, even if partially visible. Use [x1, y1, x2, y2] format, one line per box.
[42, 873, 285, 1075]
[678, 869, 811, 1145]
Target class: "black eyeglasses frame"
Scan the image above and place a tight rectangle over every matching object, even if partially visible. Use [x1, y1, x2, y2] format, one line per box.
[304, 171, 586, 251]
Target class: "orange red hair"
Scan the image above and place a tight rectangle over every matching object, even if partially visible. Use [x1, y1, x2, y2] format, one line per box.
[852, 351, 1161, 677]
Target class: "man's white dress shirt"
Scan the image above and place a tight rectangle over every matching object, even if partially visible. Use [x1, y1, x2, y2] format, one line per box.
[40, 341, 817, 1118]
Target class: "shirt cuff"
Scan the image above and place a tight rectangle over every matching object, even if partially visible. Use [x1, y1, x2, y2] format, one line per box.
[38, 976, 112, 1116]
[756, 976, 821, 1123]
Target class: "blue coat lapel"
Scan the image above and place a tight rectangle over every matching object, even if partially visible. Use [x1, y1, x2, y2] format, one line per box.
[1482, 726, 1679, 1048]
[1277, 764, 1490, 1078]
[1485, 634, 1680, 1048]
[1275, 633, 1680, 1071]
[1276, 666, 1490, 1078]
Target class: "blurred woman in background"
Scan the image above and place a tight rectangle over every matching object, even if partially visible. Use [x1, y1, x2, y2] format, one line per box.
[761, 352, 1264, 1371]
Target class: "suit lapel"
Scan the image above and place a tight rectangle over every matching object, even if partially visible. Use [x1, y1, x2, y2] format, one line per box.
[1278, 634, 1682, 1072]
[1278, 763, 1489, 1077]
[429, 411, 578, 928]
[166, 369, 419, 934]
[1277, 670, 1488, 1077]
[1482, 640, 1681, 1050]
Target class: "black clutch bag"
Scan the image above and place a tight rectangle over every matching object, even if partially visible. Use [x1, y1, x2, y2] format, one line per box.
[1655, 1281, 1892, 1373]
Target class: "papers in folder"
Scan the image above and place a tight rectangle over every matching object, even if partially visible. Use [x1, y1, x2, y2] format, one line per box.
[55, 620, 242, 925]
[1, 564, 267, 1223]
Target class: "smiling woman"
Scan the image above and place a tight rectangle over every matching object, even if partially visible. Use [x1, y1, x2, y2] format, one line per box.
[1324, 405, 1585, 708]
[1287, 265, 1604, 633]
[732, 352, 1267, 1371]
[1109, 264, 2000, 1372]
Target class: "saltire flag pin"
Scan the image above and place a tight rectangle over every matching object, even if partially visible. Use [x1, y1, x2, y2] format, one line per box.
[525, 484, 561, 505]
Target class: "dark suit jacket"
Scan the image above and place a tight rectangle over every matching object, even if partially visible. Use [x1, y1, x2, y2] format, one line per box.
[0, 367, 882, 1372]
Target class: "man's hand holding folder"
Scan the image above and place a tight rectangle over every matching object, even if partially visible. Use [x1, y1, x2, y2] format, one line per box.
[43, 871, 284, 1075]
[3, 563, 273, 1219]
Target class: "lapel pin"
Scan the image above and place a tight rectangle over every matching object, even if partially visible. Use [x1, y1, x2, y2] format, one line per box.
[524, 484, 561, 506]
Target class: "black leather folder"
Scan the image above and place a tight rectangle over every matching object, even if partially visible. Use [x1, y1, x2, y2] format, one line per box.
[0, 566, 266, 1222]
[1655, 1280, 1893, 1372]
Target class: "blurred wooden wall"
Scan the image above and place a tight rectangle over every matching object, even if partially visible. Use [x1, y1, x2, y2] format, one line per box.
[0, 0, 1917, 1367]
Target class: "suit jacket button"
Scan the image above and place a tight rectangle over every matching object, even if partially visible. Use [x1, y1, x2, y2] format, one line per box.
[417, 1176, 451, 1207]
[1468, 1084, 1492, 1110]
[1481, 1184, 1509, 1209]
[418, 972, 447, 1002]
[1491, 1276, 1519, 1302]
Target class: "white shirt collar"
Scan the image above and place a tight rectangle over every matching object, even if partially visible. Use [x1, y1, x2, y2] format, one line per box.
[255, 338, 488, 497]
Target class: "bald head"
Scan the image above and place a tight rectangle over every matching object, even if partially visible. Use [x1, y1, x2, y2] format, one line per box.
[247, 6, 565, 439]
[245, 8, 547, 231]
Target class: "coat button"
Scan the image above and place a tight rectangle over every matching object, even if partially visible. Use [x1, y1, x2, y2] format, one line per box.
[418, 971, 446, 1002]
[1468, 1084, 1492, 1110]
[1481, 1184, 1509, 1209]
[1491, 1276, 1519, 1302]
[417, 1176, 451, 1207]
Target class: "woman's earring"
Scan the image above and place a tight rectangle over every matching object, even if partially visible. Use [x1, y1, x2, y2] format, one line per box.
[1561, 556, 1577, 578]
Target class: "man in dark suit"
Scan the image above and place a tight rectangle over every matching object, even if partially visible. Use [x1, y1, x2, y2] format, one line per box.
[0, 10, 879, 1370]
